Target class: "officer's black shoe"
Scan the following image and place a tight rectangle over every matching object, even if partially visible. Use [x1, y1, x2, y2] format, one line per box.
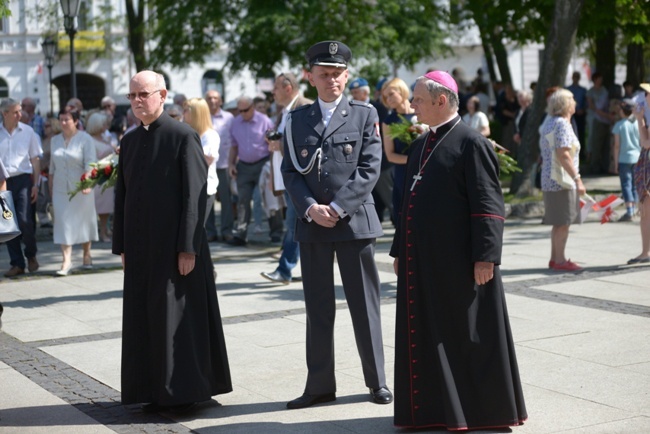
[370, 387, 393, 404]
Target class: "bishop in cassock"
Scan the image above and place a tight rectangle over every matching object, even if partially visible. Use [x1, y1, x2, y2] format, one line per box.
[113, 71, 232, 413]
[389, 71, 527, 430]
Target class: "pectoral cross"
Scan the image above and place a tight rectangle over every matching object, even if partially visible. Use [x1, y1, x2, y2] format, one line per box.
[410, 173, 422, 191]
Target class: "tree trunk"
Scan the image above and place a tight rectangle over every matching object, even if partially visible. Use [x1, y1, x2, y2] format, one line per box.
[510, 0, 585, 196]
[491, 32, 513, 86]
[595, 29, 616, 90]
[125, 0, 147, 72]
[481, 36, 498, 85]
[626, 42, 645, 87]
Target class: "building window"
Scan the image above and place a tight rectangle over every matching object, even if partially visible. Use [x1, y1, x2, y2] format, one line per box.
[202, 70, 224, 100]
[0, 77, 9, 98]
[0, 17, 7, 34]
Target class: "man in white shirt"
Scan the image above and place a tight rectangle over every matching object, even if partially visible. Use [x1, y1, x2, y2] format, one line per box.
[0, 98, 42, 277]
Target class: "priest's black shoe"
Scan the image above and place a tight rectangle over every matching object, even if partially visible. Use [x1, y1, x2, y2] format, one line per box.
[370, 387, 393, 404]
[261, 270, 290, 284]
[286, 393, 336, 409]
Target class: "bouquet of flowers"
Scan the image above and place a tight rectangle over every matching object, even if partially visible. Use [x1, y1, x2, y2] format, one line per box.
[68, 154, 118, 200]
[387, 114, 426, 154]
[490, 140, 521, 175]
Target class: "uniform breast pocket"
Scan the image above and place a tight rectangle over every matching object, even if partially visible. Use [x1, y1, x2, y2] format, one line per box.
[331, 132, 360, 163]
[296, 136, 320, 164]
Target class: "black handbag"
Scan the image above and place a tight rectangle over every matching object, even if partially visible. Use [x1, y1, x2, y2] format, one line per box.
[0, 190, 21, 243]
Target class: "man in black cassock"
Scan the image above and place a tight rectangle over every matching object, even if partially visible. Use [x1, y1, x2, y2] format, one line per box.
[389, 71, 527, 430]
[113, 70, 232, 413]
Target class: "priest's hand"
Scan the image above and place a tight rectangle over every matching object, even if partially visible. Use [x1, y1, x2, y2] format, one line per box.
[474, 261, 494, 285]
[178, 252, 196, 276]
[308, 204, 338, 228]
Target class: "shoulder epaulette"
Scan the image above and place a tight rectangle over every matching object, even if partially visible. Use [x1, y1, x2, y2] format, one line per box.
[349, 100, 373, 108]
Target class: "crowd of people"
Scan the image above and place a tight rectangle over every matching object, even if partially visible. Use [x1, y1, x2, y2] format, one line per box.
[3, 64, 648, 279]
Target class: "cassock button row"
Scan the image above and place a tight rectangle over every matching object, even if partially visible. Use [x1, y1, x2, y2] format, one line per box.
[412, 359, 418, 363]
[410, 329, 415, 333]
[411, 344, 416, 348]
[409, 300, 414, 304]
[413, 390, 419, 394]
[409, 204, 414, 208]
[410, 314, 415, 319]
[414, 405, 420, 410]
[413, 375, 418, 379]
[407, 243, 412, 247]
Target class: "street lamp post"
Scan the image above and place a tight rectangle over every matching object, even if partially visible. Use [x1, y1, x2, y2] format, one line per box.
[41, 36, 57, 116]
[59, 0, 81, 99]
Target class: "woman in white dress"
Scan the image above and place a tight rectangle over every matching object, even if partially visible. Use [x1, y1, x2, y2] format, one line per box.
[183, 98, 220, 226]
[86, 112, 116, 243]
[462, 95, 491, 137]
[49, 110, 98, 275]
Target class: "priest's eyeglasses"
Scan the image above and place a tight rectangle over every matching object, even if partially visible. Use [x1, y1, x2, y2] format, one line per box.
[126, 89, 162, 101]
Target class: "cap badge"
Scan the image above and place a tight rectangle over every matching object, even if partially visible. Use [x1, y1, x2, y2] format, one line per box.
[301, 149, 309, 158]
[329, 43, 338, 55]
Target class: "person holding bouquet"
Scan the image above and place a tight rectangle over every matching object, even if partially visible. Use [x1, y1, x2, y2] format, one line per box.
[49, 110, 98, 275]
[381, 77, 424, 223]
[86, 112, 116, 242]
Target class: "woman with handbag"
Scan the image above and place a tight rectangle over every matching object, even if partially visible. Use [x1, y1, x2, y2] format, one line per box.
[629, 84, 650, 264]
[49, 110, 98, 276]
[539, 89, 586, 271]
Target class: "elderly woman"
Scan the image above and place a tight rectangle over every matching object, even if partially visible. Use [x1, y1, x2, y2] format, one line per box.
[183, 98, 220, 226]
[86, 112, 116, 242]
[629, 83, 650, 264]
[49, 110, 98, 275]
[540, 89, 586, 271]
[381, 77, 422, 222]
[462, 95, 490, 137]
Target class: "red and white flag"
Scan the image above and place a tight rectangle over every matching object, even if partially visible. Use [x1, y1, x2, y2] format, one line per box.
[581, 194, 624, 224]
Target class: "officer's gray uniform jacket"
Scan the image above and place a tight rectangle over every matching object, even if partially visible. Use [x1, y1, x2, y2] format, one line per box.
[281, 96, 383, 242]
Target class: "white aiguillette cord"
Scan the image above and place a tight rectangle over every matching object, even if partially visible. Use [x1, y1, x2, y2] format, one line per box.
[285, 113, 322, 177]
[410, 118, 461, 191]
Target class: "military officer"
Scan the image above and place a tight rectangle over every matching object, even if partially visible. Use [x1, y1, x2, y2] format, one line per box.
[281, 40, 392, 409]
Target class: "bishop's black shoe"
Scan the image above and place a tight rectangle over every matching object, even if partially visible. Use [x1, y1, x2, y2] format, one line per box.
[286, 393, 336, 409]
[370, 386, 393, 404]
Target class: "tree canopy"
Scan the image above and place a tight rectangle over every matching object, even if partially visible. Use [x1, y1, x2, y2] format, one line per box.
[145, 0, 450, 77]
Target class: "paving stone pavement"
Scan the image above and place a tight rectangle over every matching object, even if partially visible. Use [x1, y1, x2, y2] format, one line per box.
[1, 174, 649, 433]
